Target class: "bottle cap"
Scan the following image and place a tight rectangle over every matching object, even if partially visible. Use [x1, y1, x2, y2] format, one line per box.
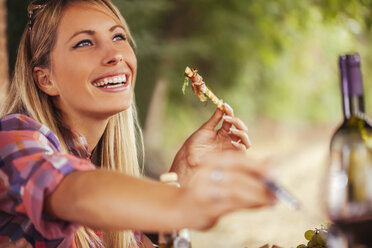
[346, 53, 363, 96]
[160, 172, 178, 183]
[346, 53, 361, 66]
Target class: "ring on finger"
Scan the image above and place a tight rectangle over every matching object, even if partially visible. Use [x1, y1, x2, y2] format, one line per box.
[211, 169, 223, 183]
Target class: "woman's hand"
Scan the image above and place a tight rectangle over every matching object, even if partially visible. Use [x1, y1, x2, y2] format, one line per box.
[0, 239, 32, 248]
[179, 150, 276, 230]
[170, 103, 251, 185]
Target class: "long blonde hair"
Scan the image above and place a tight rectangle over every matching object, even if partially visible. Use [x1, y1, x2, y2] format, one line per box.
[1, 0, 144, 247]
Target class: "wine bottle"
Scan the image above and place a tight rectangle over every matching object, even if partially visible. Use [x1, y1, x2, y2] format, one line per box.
[325, 53, 372, 247]
[158, 172, 192, 248]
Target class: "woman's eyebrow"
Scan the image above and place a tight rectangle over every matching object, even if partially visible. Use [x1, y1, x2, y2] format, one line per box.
[68, 30, 95, 42]
[110, 24, 125, 32]
[67, 25, 125, 43]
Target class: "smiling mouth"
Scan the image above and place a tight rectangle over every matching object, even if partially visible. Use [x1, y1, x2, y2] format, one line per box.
[92, 74, 128, 88]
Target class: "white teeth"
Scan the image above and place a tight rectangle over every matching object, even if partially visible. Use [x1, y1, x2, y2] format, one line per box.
[106, 84, 126, 88]
[93, 74, 128, 87]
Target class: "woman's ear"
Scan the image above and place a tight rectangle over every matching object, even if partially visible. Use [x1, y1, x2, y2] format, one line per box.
[33, 67, 59, 96]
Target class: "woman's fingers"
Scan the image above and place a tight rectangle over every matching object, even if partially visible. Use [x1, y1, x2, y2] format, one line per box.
[200, 107, 224, 130]
[231, 140, 249, 151]
[184, 151, 276, 230]
[229, 127, 252, 149]
[223, 103, 234, 116]
[223, 115, 248, 132]
[220, 107, 251, 149]
[188, 152, 275, 226]
[221, 104, 250, 137]
[221, 103, 234, 132]
[222, 171, 275, 208]
[200, 151, 273, 192]
[202, 104, 250, 151]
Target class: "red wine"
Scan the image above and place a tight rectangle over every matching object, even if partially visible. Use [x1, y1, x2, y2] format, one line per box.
[333, 218, 372, 246]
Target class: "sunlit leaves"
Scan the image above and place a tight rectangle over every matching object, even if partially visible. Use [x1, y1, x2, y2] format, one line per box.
[112, 0, 372, 127]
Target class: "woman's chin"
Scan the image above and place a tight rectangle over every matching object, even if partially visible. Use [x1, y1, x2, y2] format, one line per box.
[106, 105, 131, 115]
[88, 104, 132, 120]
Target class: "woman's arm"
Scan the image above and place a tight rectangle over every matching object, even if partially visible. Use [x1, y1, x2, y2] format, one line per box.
[45, 151, 275, 232]
[45, 169, 187, 232]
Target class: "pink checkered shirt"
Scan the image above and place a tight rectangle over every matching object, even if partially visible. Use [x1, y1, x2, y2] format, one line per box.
[0, 114, 97, 247]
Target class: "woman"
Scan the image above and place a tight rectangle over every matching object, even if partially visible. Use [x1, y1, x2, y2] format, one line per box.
[0, 0, 275, 247]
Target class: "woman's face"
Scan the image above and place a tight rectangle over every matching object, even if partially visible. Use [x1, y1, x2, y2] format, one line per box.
[47, 2, 137, 119]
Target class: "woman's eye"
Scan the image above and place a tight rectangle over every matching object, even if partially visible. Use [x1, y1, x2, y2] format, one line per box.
[73, 40, 93, 49]
[113, 34, 126, 42]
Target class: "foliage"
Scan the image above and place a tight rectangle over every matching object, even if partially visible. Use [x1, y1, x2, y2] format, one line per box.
[111, 0, 372, 159]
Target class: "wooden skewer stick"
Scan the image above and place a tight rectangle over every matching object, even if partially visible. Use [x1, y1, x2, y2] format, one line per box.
[184, 66, 224, 110]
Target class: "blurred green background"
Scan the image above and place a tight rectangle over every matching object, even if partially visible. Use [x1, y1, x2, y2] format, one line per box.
[6, 2, 372, 246]
[7, 0, 372, 177]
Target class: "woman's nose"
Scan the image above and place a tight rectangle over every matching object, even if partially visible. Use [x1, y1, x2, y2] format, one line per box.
[102, 45, 124, 66]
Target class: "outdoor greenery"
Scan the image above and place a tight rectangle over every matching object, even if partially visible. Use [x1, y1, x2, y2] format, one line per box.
[110, 0, 372, 169]
[7, 0, 372, 174]
[113, 0, 372, 120]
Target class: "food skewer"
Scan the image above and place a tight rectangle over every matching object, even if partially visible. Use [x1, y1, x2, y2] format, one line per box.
[184, 66, 224, 110]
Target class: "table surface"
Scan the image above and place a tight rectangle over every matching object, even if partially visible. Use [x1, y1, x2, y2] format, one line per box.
[190, 121, 333, 248]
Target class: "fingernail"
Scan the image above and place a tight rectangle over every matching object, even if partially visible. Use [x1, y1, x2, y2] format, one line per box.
[229, 127, 238, 133]
[223, 115, 233, 121]
[231, 140, 240, 146]
[224, 103, 234, 113]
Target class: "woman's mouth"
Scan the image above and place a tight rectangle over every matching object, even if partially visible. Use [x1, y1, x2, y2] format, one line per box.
[91, 74, 130, 92]
[92, 74, 128, 89]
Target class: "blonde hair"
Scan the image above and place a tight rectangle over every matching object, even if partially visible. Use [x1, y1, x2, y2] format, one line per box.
[1, 0, 143, 247]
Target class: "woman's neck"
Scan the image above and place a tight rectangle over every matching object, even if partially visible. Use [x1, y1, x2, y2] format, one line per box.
[63, 112, 109, 153]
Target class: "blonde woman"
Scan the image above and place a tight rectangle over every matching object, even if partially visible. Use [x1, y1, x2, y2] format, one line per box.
[0, 0, 275, 247]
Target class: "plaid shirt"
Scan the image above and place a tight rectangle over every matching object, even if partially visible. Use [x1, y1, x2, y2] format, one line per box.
[0, 114, 96, 247]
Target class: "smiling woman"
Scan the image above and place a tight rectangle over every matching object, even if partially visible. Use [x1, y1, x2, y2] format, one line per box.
[0, 0, 275, 248]
[33, 1, 137, 151]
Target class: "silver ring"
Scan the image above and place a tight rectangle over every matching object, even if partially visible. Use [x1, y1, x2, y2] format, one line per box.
[211, 169, 223, 183]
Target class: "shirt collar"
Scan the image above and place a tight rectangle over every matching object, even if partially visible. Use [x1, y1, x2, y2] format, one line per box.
[66, 130, 91, 159]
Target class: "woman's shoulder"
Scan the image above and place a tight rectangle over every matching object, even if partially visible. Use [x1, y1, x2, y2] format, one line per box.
[0, 113, 60, 149]
[1, 113, 50, 133]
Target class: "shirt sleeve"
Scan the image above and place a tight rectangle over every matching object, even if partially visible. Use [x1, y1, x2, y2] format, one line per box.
[0, 129, 96, 240]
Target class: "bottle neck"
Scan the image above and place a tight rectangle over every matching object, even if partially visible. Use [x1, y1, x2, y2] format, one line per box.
[340, 54, 365, 120]
[343, 95, 365, 120]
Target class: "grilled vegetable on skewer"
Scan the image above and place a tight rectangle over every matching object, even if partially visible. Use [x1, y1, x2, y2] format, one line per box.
[183, 66, 224, 110]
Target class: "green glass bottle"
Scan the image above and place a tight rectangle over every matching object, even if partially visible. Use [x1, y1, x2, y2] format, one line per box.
[326, 53, 372, 247]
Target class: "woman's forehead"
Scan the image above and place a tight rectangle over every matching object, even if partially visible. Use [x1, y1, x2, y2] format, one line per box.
[58, 2, 122, 34]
